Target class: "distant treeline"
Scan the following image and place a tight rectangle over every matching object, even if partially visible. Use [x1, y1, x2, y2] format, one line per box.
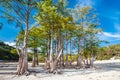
[0, 41, 120, 61]
[96, 44, 120, 60]
[0, 41, 18, 60]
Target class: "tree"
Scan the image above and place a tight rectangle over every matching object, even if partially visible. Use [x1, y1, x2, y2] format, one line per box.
[28, 26, 43, 67]
[35, 0, 74, 73]
[0, 0, 37, 75]
[71, 5, 101, 68]
[36, 0, 62, 73]
[72, 6, 92, 68]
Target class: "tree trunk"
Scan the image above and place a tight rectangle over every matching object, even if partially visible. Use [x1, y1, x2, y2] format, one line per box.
[50, 60, 57, 73]
[77, 52, 82, 68]
[61, 53, 64, 68]
[17, 30, 28, 75]
[77, 38, 82, 68]
[50, 32, 63, 73]
[65, 54, 69, 67]
[49, 33, 53, 70]
[90, 49, 94, 68]
[50, 46, 63, 73]
[65, 32, 69, 67]
[36, 52, 39, 65]
[16, 10, 29, 75]
[86, 59, 89, 67]
[32, 48, 38, 67]
[45, 38, 50, 69]
[69, 38, 72, 66]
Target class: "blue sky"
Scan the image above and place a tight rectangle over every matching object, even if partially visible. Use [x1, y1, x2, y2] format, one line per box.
[0, 0, 120, 46]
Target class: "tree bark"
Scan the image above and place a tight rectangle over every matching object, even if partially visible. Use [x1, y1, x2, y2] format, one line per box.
[45, 37, 50, 69]
[77, 38, 82, 68]
[50, 45, 63, 73]
[90, 49, 94, 68]
[32, 48, 38, 67]
[69, 38, 72, 66]
[49, 32, 53, 71]
[17, 31, 28, 75]
[61, 53, 64, 68]
[65, 32, 69, 67]
[49, 31, 63, 73]
[16, 9, 30, 75]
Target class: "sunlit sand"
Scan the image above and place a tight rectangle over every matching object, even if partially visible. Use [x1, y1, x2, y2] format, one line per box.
[0, 60, 120, 80]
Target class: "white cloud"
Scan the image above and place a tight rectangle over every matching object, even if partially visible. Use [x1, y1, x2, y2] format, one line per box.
[99, 32, 120, 43]
[4, 42, 34, 53]
[4, 42, 16, 47]
[98, 32, 120, 46]
[98, 31, 120, 41]
[102, 32, 120, 38]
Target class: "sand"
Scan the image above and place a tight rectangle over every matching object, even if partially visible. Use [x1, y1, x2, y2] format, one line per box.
[0, 60, 120, 80]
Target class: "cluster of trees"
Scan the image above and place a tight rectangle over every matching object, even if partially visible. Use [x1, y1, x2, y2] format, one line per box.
[0, 0, 111, 75]
[97, 44, 120, 60]
[28, 0, 101, 72]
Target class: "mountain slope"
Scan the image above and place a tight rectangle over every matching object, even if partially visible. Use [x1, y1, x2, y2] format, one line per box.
[0, 41, 18, 60]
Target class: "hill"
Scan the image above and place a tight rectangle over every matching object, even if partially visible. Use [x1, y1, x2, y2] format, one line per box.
[96, 44, 120, 60]
[0, 41, 18, 61]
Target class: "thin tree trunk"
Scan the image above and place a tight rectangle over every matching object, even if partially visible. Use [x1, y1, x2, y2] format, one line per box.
[65, 41, 69, 67]
[32, 48, 35, 67]
[70, 38, 72, 66]
[61, 52, 64, 68]
[50, 45, 63, 73]
[90, 49, 94, 68]
[16, 10, 30, 75]
[17, 30, 29, 75]
[86, 59, 89, 67]
[49, 33, 53, 71]
[36, 51, 39, 65]
[45, 38, 50, 69]
[65, 32, 69, 67]
[77, 38, 82, 68]
[50, 31, 63, 73]
[32, 48, 38, 67]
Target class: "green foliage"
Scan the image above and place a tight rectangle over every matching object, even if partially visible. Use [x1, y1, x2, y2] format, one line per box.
[0, 0, 37, 28]
[38, 53, 46, 62]
[109, 44, 120, 56]
[1, 0, 116, 63]
[0, 41, 18, 60]
[27, 52, 46, 62]
[96, 44, 120, 60]
[28, 52, 33, 61]
[10, 49, 17, 54]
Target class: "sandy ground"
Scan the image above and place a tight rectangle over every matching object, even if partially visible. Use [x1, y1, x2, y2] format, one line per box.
[0, 60, 120, 80]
